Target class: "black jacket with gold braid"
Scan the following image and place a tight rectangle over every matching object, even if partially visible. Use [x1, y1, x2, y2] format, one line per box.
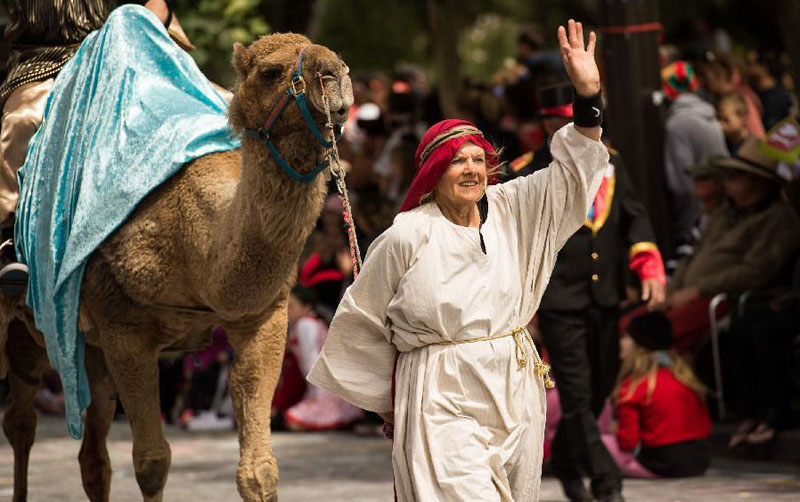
[506, 147, 661, 311]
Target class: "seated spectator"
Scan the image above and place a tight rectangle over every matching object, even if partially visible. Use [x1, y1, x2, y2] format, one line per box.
[279, 286, 363, 431]
[622, 137, 800, 352]
[661, 61, 728, 261]
[697, 50, 766, 138]
[728, 256, 800, 453]
[607, 312, 712, 478]
[674, 157, 727, 259]
[716, 93, 750, 155]
[746, 50, 794, 131]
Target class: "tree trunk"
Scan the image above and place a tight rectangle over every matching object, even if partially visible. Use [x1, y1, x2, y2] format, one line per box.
[600, 0, 674, 257]
[427, 0, 462, 118]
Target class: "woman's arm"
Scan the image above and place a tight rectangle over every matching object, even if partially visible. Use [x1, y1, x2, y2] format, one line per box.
[558, 20, 601, 141]
[307, 226, 409, 413]
[495, 21, 607, 322]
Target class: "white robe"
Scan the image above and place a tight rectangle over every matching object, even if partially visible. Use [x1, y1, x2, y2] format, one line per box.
[308, 124, 608, 501]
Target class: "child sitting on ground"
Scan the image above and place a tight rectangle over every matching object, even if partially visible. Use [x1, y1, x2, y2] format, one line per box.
[603, 311, 712, 478]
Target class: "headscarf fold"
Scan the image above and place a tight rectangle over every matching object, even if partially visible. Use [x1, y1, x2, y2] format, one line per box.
[400, 119, 499, 212]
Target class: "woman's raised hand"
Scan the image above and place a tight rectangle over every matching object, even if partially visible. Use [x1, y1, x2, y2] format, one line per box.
[558, 19, 600, 97]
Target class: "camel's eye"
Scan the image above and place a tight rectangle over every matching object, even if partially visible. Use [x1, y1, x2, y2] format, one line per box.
[260, 67, 282, 81]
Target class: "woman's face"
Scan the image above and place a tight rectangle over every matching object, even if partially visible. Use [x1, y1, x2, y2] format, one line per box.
[435, 142, 487, 208]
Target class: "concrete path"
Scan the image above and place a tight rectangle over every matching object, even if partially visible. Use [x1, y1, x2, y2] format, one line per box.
[1, 416, 798, 501]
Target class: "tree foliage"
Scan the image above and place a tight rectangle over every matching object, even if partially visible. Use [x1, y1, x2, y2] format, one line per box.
[171, 0, 270, 87]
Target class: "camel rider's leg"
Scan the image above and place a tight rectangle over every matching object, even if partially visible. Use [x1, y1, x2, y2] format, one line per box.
[0, 78, 54, 295]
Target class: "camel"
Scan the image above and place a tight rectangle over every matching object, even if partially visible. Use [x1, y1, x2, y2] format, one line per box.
[0, 31, 353, 502]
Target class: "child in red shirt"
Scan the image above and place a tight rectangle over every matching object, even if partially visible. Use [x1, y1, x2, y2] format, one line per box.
[603, 311, 712, 478]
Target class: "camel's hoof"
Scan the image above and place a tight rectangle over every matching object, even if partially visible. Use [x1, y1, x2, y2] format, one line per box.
[134, 455, 170, 500]
[237, 461, 278, 502]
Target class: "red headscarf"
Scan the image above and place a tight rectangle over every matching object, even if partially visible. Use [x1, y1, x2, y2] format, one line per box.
[399, 119, 499, 212]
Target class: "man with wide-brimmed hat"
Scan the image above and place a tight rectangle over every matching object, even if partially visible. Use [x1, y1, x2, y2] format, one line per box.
[622, 136, 800, 353]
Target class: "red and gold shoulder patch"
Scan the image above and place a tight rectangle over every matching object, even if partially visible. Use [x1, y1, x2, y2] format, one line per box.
[510, 151, 535, 172]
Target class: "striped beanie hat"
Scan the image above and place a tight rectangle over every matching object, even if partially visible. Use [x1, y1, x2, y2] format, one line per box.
[661, 61, 699, 100]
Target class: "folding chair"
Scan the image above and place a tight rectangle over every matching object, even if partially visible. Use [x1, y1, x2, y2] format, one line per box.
[708, 292, 752, 421]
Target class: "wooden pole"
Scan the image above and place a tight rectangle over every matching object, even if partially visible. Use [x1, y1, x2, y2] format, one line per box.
[599, 0, 674, 257]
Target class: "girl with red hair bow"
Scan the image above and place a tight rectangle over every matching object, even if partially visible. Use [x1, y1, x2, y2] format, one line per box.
[310, 20, 608, 501]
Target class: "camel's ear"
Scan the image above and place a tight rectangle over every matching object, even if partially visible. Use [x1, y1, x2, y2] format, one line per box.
[233, 42, 252, 78]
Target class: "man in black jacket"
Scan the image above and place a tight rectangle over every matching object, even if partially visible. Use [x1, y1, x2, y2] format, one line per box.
[507, 82, 666, 502]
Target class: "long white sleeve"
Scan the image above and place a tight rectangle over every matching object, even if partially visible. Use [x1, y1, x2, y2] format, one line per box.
[494, 123, 608, 322]
[306, 226, 410, 413]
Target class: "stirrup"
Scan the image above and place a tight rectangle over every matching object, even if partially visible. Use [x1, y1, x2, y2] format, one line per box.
[0, 262, 28, 297]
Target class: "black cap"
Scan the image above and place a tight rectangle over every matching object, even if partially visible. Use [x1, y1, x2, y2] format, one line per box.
[627, 311, 673, 350]
[537, 81, 573, 109]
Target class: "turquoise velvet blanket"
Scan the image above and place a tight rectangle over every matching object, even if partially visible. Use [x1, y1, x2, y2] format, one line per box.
[15, 5, 240, 438]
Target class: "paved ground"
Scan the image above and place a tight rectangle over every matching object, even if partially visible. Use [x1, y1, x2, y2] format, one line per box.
[1, 416, 799, 501]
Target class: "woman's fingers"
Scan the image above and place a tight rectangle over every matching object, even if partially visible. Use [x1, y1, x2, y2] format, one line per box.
[568, 19, 577, 48]
[557, 25, 569, 51]
[587, 31, 597, 55]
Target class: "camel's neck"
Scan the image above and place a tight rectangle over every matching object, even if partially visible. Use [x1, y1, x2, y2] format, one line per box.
[207, 131, 328, 314]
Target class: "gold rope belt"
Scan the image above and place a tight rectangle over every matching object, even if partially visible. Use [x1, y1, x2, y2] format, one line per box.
[430, 326, 554, 389]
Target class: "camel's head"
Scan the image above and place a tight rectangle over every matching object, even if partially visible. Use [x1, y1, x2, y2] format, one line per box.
[228, 33, 353, 140]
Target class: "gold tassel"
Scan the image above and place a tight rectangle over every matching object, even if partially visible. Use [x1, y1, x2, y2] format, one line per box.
[513, 329, 529, 369]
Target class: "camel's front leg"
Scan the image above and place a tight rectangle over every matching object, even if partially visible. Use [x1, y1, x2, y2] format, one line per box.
[101, 325, 170, 502]
[226, 297, 288, 502]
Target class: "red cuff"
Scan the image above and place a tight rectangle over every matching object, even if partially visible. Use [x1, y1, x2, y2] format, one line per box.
[629, 242, 666, 286]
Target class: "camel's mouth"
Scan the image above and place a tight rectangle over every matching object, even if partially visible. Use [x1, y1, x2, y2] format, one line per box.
[328, 107, 350, 125]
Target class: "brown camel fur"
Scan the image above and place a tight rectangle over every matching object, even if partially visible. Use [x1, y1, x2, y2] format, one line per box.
[1, 32, 353, 502]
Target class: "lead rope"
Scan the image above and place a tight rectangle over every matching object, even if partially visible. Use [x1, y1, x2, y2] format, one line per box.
[317, 73, 363, 278]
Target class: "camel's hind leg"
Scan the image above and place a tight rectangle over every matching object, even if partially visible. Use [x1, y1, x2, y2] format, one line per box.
[100, 324, 170, 502]
[78, 344, 117, 502]
[227, 292, 289, 502]
[2, 319, 47, 502]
